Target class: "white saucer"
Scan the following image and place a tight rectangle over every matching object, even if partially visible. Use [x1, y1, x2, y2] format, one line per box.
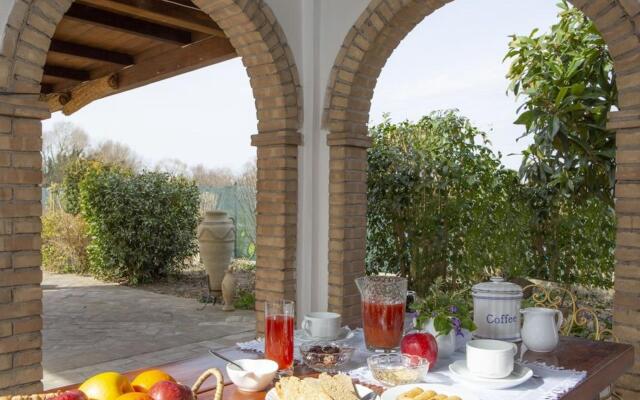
[449, 360, 533, 390]
[381, 384, 479, 400]
[294, 327, 354, 342]
[266, 383, 372, 400]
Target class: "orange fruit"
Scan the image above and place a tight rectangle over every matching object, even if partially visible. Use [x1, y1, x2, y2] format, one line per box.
[115, 393, 152, 400]
[79, 372, 133, 400]
[131, 370, 175, 393]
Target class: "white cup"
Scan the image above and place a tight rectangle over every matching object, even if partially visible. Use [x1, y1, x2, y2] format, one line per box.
[302, 312, 341, 339]
[466, 339, 517, 379]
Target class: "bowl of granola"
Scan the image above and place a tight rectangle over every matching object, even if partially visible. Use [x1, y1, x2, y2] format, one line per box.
[367, 353, 429, 386]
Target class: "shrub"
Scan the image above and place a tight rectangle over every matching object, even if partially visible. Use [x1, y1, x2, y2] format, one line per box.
[79, 168, 200, 284]
[60, 159, 105, 215]
[42, 208, 90, 274]
[367, 111, 615, 292]
[234, 290, 256, 310]
[367, 111, 532, 295]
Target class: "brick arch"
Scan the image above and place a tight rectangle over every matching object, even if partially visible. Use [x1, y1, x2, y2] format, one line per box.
[324, 0, 640, 394]
[0, 0, 300, 394]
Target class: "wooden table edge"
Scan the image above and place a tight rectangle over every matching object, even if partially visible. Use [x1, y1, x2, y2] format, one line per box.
[561, 343, 634, 400]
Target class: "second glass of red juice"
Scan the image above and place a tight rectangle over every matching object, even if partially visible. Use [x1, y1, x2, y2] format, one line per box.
[265, 299, 295, 375]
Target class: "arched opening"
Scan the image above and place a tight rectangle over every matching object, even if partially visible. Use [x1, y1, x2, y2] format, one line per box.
[325, 0, 640, 392]
[0, 0, 301, 394]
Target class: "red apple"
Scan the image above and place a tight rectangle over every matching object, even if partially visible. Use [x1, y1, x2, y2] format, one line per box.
[148, 381, 193, 400]
[54, 390, 88, 400]
[400, 331, 438, 367]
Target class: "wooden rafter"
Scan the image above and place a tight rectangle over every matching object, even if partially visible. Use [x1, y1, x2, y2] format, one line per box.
[43, 65, 91, 81]
[65, 3, 193, 45]
[46, 37, 237, 112]
[49, 39, 134, 66]
[77, 0, 225, 37]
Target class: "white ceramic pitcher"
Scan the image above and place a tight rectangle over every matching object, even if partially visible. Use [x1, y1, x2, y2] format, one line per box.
[520, 307, 563, 352]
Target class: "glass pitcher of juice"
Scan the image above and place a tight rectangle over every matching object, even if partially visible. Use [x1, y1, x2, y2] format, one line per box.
[356, 276, 407, 352]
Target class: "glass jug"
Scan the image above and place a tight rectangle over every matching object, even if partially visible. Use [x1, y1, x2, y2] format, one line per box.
[355, 276, 407, 351]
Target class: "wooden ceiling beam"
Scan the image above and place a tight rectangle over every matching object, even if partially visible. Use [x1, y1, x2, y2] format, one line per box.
[65, 3, 193, 45]
[49, 39, 134, 66]
[47, 36, 237, 108]
[43, 65, 91, 81]
[77, 0, 225, 37]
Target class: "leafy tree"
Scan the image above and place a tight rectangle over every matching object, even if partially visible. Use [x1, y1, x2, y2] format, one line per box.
[505, 1, 616, 285]
[367, 111, 531, 295]
[505, 1, 617, 204]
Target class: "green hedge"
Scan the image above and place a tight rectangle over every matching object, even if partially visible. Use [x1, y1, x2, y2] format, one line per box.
[367, 111, 614, 294]
[76, 165, 200, 284]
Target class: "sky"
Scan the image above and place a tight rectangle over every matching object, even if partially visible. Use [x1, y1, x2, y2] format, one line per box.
[44, 0, 560, 173]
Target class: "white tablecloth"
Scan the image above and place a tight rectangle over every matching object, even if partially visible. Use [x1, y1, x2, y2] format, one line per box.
[236, 328, 586, 400]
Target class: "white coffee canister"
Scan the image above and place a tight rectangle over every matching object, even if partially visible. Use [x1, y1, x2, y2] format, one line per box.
[472, 276, 523, 342]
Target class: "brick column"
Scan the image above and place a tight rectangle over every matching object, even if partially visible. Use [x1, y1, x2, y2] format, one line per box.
[251, 132, 300, 335]
[611, 110, 640, 397]
[0, 95, 48, 396]
[327, 133, 371, 328]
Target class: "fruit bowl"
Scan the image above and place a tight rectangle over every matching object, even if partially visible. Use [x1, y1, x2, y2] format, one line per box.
[0, 369, 225, 400]
[367, 353, 429, 386]
[299, 341, 355, 373]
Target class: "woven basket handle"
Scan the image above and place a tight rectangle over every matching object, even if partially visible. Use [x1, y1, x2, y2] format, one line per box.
[191, 368, 224, 400]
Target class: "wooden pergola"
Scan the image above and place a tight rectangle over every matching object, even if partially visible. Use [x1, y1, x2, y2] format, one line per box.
[41, 0, 237, 115]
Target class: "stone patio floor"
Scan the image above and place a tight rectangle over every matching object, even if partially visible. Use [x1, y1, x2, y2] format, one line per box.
[43, 272, 255, 389]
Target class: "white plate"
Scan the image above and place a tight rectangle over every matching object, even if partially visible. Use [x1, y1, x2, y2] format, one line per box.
[449, 360, 533, 390]
[381, 383, 480, 400]
[265, 383, 373, 400]
[294, 327, 355, 342]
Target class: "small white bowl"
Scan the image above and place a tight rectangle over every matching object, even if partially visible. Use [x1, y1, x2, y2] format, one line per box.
[226, 359, 278, 392]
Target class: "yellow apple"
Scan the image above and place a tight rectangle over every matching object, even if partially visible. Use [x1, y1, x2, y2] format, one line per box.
[79, 372, 133, 400]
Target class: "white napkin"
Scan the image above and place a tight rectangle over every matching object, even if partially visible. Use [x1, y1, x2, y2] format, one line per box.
[237, 329, 586, 400]
[347, 352, 586, 400]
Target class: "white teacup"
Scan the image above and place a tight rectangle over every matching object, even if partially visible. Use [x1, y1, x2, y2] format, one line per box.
[302, 312, 341, 339]
[466, 339, 517, 379]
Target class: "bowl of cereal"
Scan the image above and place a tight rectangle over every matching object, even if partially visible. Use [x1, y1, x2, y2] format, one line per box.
[367, 353, 429, 386]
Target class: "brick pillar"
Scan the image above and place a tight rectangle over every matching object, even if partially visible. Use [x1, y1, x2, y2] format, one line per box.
[251, 132, 300, 335]
[611, 110, 640, 397]
[327, 133, 371, 328]
[0, 95, 48, 396]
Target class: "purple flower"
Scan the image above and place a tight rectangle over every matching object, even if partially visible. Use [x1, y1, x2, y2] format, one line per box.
[451, 317, 464, 337]
[449, 305, 458, 314]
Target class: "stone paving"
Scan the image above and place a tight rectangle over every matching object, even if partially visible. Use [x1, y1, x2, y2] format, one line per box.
[43, 272, 255, 389]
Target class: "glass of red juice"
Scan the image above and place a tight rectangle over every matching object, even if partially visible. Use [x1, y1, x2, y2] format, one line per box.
[265, 299, 295, 375]
[356, 276, 407, 352]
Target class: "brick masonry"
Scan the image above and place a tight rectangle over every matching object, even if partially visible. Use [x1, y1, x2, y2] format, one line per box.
[0, 0, 301, 394]
[324, 0, 640, 396]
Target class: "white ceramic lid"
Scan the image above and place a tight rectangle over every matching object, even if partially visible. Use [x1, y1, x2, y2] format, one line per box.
[472, 276, 522, 296]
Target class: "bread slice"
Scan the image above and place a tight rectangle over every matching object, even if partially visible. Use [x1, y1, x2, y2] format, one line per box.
[317, 373, 360, 400]
[275, 376, 332, 400]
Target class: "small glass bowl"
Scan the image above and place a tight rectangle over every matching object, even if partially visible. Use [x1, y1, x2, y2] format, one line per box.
[367, 353, 429, 386]
[299, 341, 355, 373]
